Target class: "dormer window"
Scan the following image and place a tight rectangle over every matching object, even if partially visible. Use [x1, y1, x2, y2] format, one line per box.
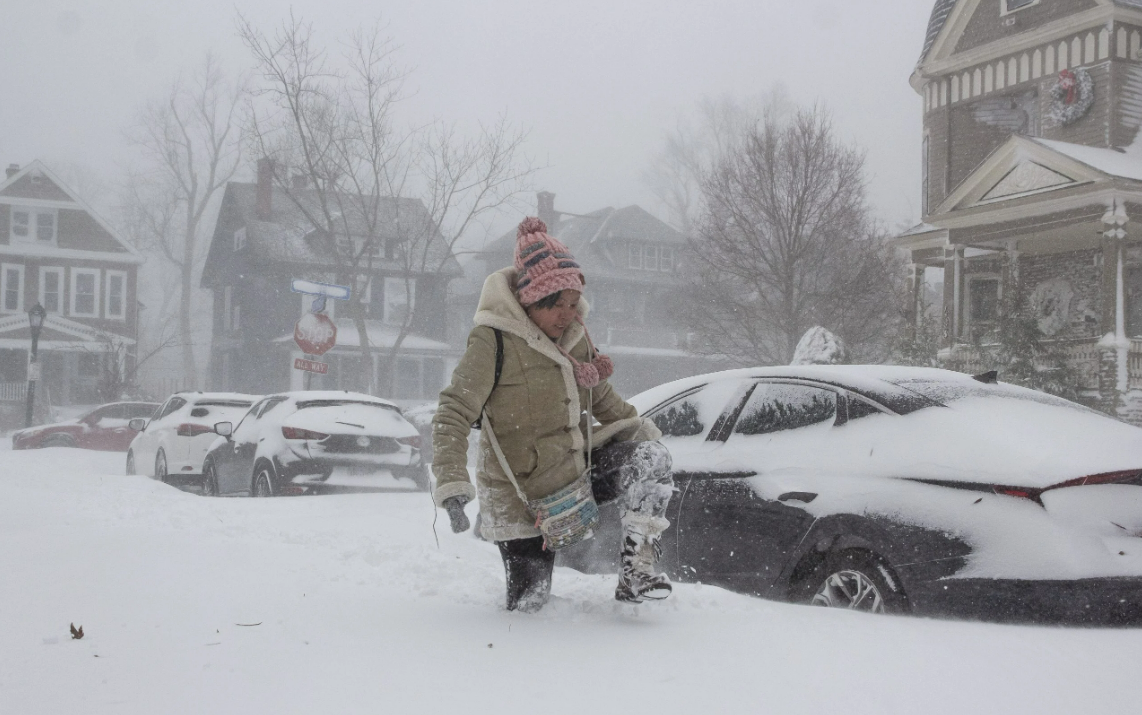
[627, 242, 675, 272]
[10, 207, 57, 243]
[1002, 0, 1039, 16]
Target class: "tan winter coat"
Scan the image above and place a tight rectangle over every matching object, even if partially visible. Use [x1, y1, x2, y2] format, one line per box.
[432, 267, 660, 541]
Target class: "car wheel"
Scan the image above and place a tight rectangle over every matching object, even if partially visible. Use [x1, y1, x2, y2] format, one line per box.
[252, 465, 276, 497]
[155, 449, 169, 484]
[201, 461, 219, 497]
[42, 434, 75, 449]
[806, 550, 908, 614]
[126, 451, 136, 476]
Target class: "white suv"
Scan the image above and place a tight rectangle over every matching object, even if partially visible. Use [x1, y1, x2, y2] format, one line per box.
[127, 392, 260, 484]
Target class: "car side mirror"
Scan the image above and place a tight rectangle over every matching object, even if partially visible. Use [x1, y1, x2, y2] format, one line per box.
[128, 418, 146, 432]
[214, 421, 234, 438]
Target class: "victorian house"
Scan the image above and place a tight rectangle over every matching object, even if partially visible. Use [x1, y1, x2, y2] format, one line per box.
[201, 160, 462, 402]
[468, 192, 721, 396]
[0, 161, 141, 421]
[898, 0, 1142, 419]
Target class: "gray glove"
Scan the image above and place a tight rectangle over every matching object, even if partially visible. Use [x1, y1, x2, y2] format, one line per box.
[442, 495, 471, 534]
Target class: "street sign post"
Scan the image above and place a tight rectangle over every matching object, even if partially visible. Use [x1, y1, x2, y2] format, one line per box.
[291, 279, 351, 301]
[294, 312, 337, 356]
[294, 357, 329, 375]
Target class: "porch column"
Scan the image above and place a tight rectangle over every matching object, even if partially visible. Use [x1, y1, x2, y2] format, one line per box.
[1099, 199, 1130, 412]
[1002, 240, 1020, 315]
[907, 263, 925, 340]
[940, 247, 957, 352]
[952, 246, 964, 344]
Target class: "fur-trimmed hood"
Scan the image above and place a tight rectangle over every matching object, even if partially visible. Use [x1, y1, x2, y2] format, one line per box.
[473, 267, 589, 351]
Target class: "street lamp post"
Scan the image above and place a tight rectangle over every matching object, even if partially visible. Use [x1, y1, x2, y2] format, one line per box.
[25, 303, 46, 428]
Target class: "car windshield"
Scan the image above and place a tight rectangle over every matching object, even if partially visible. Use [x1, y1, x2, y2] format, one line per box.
[889, 378, 1097, 414]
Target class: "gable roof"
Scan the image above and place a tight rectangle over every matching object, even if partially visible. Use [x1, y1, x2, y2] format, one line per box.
[927, 134, 1142, 218]
[202, 181, 461, 284]
[0, 160, 141, 262]
[480, 204, 685, 282]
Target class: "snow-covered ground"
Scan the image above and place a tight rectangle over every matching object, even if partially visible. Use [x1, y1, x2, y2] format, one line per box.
[3, 447, 1142, 714]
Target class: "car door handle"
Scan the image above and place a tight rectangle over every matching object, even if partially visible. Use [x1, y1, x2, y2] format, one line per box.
[778, 491, 817, 503]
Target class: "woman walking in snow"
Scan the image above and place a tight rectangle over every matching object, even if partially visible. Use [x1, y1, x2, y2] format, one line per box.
[432, 217, 675, 612]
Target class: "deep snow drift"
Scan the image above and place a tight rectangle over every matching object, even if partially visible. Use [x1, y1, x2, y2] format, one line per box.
[3, 446, 1142, 714]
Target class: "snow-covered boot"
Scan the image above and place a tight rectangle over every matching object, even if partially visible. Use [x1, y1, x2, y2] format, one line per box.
[498, 536, 555, 613]
[616, 513, 672, 603]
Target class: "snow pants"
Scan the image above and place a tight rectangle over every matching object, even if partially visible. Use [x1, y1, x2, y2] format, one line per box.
[496, 440, 674, 611]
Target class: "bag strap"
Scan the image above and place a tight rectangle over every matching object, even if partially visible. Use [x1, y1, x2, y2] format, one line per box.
[471, 328, 504, 430]
[484, 332, 595, 507]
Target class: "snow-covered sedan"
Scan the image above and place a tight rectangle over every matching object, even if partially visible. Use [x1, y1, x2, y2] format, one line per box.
[12, 402, 160, 451]
[559, 366, 1142, 624]
[126, 392, 259, 484]
[201, 391, 427, 497]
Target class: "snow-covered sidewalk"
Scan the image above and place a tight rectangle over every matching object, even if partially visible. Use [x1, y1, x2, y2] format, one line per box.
[2, 447, 1141, 715]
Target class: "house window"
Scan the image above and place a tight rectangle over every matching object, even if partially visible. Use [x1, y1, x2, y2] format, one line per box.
[234, 227, 246, 251]
[39, 267, 63, 313]
[11, 210, 30, 239]
[71, 269, 99, 317]
[1002, 0, 1039, 15]
[392, 356, 445, 400]
[36, 212, 56, 242]
[10, 208, 57, 243]
[383, 277, 415, 325]
[643, 245, 661, 271]
[922, 134, 930, 216]
[1, 264, 24, 313]
[628, 244, 642, 270]
[105, 271, 127, 320]
[967, 276, 1001, 338]
[659, 247, 674, 273]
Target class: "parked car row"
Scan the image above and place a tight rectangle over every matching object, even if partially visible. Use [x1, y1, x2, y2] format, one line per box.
[12, 389, 430, 495]
[17, 367, 1142, 623]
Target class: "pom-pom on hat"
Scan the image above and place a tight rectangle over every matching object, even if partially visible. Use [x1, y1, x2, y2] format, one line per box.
[514, 217, 585, 307]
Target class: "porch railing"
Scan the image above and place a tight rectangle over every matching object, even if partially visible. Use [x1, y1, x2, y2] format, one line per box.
[0, 382, 27, 403]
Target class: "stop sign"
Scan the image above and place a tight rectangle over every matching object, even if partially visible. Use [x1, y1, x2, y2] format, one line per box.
[294, 312, 337, 356]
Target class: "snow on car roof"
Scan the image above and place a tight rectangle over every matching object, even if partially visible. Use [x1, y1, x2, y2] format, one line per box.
[629, 365, 967, 415]
[270, 390, 400, 409]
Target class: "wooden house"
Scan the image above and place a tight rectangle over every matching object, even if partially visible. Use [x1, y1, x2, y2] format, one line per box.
[201, 161, 462, 402]
[0, 161, 141, 421]
[898, 0, 1142, 419]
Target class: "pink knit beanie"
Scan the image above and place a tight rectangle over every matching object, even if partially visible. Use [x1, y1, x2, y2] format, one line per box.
[514, 217, 585, 307]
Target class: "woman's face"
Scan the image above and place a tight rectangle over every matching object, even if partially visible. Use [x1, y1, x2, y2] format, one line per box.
[527, 290, 581, 339]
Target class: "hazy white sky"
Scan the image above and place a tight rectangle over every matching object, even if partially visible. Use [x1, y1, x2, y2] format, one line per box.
[1, 0, 934, 231]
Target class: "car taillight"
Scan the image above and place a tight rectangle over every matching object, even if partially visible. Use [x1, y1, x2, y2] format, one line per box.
[177, 423, 214, 437]
[397, 435, 421, 449]
[992, 470, 1142, 505]
[282, 426, 329, 441]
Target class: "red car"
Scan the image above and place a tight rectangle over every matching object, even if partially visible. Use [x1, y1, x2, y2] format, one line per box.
[11, 402, 161, 451]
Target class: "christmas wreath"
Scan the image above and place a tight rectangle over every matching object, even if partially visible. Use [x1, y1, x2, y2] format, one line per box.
[1047, 68, 1094, 126]
[1030, 278, 1074, 337]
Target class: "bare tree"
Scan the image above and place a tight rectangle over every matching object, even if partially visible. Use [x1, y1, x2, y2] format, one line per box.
[643, 91, 791, 236]
[684, 105, 897, 365]
[238, 14, 534, 395]
[125, 54, 243, 389]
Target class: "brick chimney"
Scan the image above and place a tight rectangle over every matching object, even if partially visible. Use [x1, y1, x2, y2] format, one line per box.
[256, 158, 275, 221]
[5, 164, 19, 180]
[537, 191, 558, 230]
